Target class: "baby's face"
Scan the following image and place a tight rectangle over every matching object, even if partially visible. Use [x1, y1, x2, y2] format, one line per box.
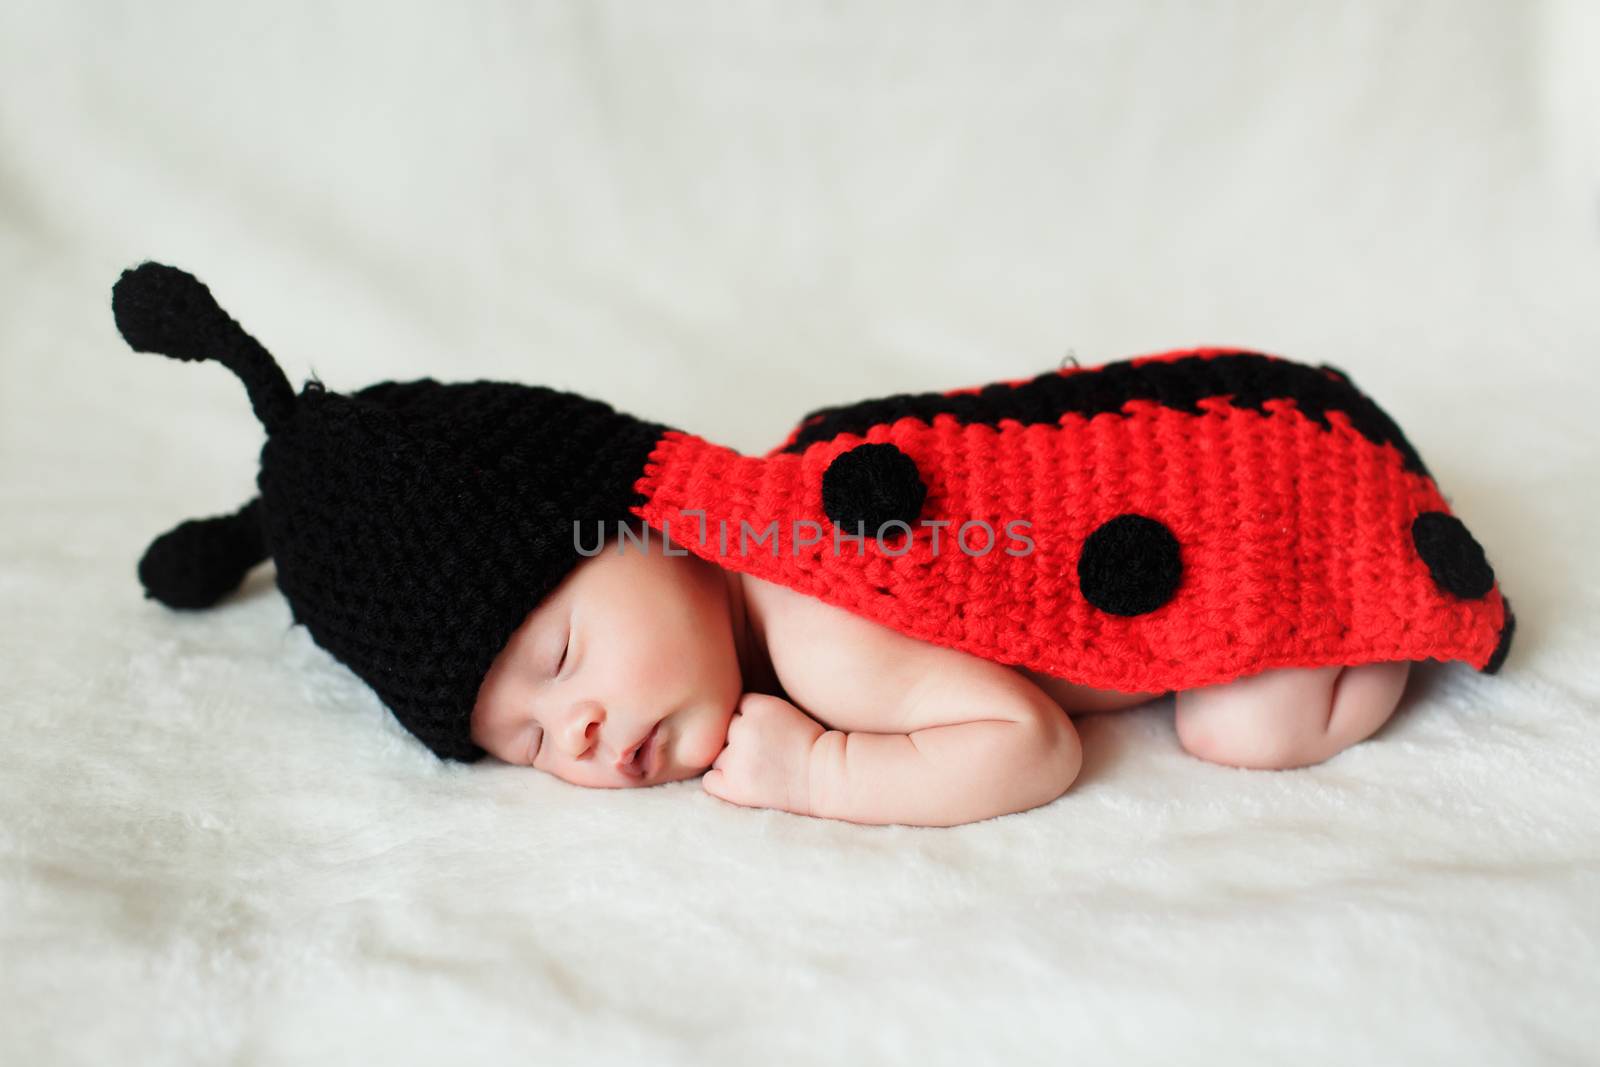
[470, 528, 743, 787]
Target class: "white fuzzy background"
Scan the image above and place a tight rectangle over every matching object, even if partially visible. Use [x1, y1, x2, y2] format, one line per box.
[2, 2, 1598, 1064]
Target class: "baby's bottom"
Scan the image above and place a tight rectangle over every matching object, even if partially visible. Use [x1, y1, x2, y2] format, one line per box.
[1022, 662, 1412, 770]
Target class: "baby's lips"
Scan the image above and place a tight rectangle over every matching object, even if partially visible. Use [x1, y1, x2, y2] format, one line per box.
[616, 722, 661, 780]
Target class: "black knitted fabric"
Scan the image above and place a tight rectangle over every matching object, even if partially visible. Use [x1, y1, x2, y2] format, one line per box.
[114, 262, 671, 762]
[779, 351, 1431, 477]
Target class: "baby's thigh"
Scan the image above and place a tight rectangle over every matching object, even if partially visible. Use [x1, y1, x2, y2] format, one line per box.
[1173, 661, 1411, 770]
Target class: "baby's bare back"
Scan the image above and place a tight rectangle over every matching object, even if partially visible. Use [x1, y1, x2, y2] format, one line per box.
[744, 572, 1178, 728]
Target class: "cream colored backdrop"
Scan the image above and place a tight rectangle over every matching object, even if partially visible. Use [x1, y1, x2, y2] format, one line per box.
[2, 3, 1596, 1065]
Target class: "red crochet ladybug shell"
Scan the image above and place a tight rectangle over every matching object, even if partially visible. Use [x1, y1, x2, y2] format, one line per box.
[627, 347, 1514, 693]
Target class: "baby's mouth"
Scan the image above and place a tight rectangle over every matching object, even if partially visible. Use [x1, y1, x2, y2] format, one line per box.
[619, 722, 660, 779]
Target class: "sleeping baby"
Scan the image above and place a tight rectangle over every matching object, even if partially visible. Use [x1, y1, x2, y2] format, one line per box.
[469, 521, 1416, 826]
[112, 262, 1514, 828]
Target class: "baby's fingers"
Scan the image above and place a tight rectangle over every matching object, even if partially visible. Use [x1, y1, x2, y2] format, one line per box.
[701, 767, 746, 807]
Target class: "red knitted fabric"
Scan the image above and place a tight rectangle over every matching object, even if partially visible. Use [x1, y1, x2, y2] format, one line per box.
[630, 347, 1512, 693]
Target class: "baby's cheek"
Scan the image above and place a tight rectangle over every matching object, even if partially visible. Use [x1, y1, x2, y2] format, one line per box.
[685, 704, 735, 769]
[627, 629, 694, 690]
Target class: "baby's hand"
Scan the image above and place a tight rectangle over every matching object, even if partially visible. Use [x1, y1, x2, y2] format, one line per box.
[701, 693, 825, 817]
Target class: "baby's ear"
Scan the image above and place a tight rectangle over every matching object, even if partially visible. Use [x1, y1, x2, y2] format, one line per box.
[138, 497, 269, 609]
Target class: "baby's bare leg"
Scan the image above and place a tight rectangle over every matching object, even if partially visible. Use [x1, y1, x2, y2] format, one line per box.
[1174, 661, 1411, 770]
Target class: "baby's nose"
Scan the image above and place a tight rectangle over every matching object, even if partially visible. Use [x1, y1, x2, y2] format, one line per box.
[558, 701, 605, 759]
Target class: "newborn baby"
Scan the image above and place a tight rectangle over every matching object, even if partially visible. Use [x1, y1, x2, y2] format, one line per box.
[113, 262, 1508, 830]
[471, 521, 1412, 827]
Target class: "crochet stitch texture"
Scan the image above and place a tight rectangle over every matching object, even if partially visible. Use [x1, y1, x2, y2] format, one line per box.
[113, 262, 1514, 762]
[634, 348, 1513, 695]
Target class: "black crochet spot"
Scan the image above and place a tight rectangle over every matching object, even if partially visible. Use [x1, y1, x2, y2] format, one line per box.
[1482, 595, 1516, 674]
[1078, 514, 1183, 616]
[821, 443, 927, 535]
[1411, 511, 1494, 600]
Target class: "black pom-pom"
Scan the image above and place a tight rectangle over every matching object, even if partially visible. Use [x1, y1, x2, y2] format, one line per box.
[1077, 514, 1184, 616]
[1411, 511, 1494, 600]
[138, 499, 269, 610]
[112, 262, 227, 362]
[821, 443, 927, 535]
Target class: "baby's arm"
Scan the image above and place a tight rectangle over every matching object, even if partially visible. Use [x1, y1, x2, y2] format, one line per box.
[802, 659, 1082, 827]
[713, 585, 1088, 825]
[714, 579, 1083, 826]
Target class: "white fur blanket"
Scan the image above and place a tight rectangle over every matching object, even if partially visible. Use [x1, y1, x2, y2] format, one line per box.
[2, 3, 1596, 1064]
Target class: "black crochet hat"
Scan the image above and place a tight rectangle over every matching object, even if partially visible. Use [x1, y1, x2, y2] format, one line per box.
[113, 261, 670, 761]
